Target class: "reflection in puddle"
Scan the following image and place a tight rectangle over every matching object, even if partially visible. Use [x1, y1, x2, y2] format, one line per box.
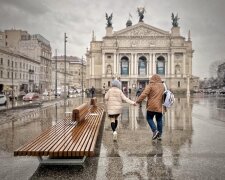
[101, 96, 193, 179]
[0, 98, 85, 153]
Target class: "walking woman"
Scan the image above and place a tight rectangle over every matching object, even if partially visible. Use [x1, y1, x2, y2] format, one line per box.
[105, 79, 136, 141]
[136, 74, 165, 140]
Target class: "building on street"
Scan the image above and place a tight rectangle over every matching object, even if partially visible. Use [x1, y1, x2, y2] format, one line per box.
[86, 10, 199, 93]
[0, 46, 40, 95]
[51, 56, 86, 91]
[0, 29, 52, 93]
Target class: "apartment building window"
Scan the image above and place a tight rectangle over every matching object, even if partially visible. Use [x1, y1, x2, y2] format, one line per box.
[0, 71, 2, 78]
[5, 42, 7, 46]
[20, 62, 22, 68]
[15, 62, 17, 68]
[0, 58, 3, 65]
[11, 61, 13, 67]
[7, 72, 9, 78]
[5, 35, 7, 38]
[20, 73, 21, 79]
[15, 73, 17, 79]
[8, 60, 10, 66]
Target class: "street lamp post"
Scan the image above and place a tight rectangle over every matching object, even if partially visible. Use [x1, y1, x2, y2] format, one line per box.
[64, 33, 68, 98]
[55, 49, 57, 98]
[81, 56, 84, 103]
[11, 60, 14, 109]
[64, 33, 68, 116]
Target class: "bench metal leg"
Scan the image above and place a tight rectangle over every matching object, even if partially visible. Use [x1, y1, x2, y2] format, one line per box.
[37, 156, 86, 165]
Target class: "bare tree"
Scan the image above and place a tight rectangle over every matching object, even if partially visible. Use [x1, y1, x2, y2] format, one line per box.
[209, 59, 225, 78]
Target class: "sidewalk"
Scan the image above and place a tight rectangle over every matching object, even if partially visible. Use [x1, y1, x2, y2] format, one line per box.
[0, 96, 225, 179]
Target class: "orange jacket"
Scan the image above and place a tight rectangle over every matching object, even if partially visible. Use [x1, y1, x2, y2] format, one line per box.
[136, 74, 164, 113]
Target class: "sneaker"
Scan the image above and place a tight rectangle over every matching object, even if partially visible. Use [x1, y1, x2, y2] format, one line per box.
[157, 134, 162, 141]
[152, 130, 159, 140]
[113, 131, 117, 141]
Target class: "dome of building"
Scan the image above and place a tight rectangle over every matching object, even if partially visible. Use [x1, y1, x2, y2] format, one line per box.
[126, 19, 132, 27]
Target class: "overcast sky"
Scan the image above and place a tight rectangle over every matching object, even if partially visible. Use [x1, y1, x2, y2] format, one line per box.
[0, 0, 225, 79]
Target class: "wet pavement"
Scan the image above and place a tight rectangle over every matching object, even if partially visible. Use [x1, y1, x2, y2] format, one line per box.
[0, 95, 225, 179]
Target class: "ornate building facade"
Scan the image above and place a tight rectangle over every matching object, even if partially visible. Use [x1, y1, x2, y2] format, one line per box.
[86, 15, 199, 93]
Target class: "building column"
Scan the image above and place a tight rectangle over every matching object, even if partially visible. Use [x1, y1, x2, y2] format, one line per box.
[183, 53, 186, 77]
[102, 53, 105, 76]
[165, 59, 167, 76]
[131, 53, 133, 75]
[149, 53, 152, 75]
[113, 53, 116, 74]
[146, 59, 149, 76]
[168, 53, 171, 76]
[117, 54, 120, 76]
[153, 53, 156, 74]
[92, 57, 95, 77]
[171, 53, 175, 76]
[129, 55, 131, 76]
[134, 53, 137, 75]
[90, 57, 92, 76]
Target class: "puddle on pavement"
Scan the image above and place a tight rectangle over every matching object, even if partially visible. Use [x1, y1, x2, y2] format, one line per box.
[0, 95, 225, 179]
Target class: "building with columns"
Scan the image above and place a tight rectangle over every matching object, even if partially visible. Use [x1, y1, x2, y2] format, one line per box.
[86, 16, 199, 93]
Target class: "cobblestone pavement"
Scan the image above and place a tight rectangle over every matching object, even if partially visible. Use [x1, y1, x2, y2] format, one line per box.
[0, 95, 225, 180]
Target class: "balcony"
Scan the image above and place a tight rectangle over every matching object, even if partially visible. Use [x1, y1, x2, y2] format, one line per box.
[29, 80, 34, 83]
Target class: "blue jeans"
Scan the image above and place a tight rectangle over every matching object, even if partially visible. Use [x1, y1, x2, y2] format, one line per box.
[146, 111, 163, 135]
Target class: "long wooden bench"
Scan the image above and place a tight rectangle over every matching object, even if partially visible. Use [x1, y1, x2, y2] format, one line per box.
[14, 98, 105, 165]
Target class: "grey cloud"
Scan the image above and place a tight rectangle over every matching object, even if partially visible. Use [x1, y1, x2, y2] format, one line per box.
[0, 0, 225, 78]
[0, 0, 49, 15]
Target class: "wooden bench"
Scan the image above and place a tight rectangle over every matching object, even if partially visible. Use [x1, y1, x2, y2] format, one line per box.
[14, 98, 105, 165]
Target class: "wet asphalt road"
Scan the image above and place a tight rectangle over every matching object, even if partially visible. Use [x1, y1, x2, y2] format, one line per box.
[0, 95, 225, 180]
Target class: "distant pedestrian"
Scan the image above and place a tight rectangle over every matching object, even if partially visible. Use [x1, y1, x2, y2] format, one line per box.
[136, 74, 165, 141]
[102, 86, 106, 99]
[105, 79, 136, 141]
[90, 86, 95, 98]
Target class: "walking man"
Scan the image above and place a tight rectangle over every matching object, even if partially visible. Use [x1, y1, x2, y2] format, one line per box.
[90, 86, 95, 98]
[136, 74, 165, 140]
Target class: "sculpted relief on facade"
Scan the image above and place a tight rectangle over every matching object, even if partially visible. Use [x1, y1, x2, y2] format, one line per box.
[117, 26, 166, 37]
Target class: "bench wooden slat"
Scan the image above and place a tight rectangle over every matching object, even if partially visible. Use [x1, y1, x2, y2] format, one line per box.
[88, 107, 104, 156]
[14, 101, 105, 159]
[44, 123, 76, 156]
[33, 122, 73, 156]
[79, 113, 99, 156]
[63, 119, 92, 157]
[28, 121, 71, 156]
[70, 115, 97, 156]
[15, 119, 67, 156]
[75, 114, 98, 156]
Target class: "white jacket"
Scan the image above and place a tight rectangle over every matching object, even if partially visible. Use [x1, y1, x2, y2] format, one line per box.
[105, 87, 135, 115]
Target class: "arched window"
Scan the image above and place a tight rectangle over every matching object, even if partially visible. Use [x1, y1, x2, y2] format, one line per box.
[138, 56, 147, 75]
[121, 56, 129, 75]
[156, 56, 165, 75]
[106, 64, 112, 74]
[175, 65, 181, 74]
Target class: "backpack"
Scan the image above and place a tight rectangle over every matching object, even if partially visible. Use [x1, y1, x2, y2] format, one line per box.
[162, 83, 175, 108]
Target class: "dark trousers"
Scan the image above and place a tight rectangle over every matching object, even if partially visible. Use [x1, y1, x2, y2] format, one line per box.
[146, 111, 163, 135]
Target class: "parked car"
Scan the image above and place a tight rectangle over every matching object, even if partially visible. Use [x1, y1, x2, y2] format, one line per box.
[23, 92, 40, 101]
[0, 94, 7, 105]
[17, 91, 26, 100]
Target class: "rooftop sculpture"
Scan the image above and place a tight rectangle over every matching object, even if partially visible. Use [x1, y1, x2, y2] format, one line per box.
[106, 13, 113, 27]
[171, 13, 180, 27]
[137, 7, 145, 22]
